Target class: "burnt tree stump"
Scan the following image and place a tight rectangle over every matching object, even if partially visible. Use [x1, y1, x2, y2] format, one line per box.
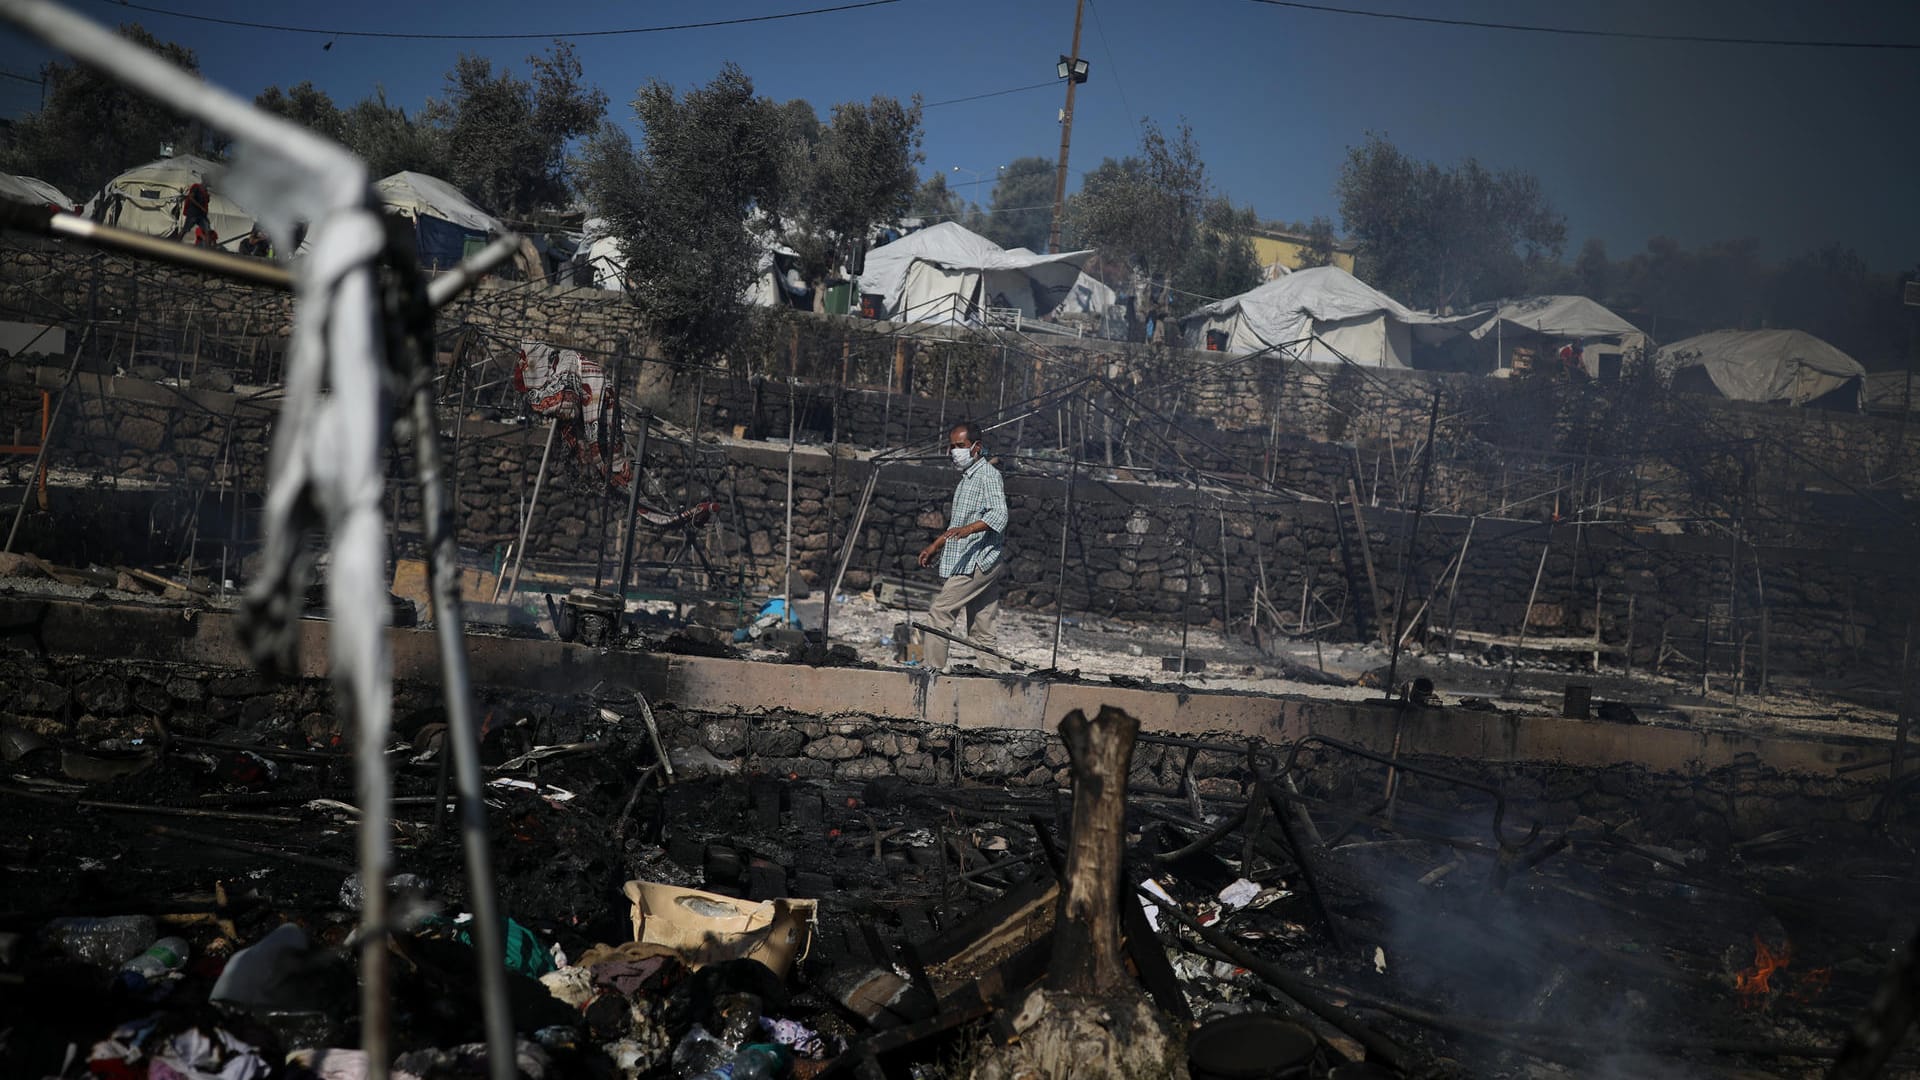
[1049, 705, 1139, 995]
[972, 706, 1187, 1080]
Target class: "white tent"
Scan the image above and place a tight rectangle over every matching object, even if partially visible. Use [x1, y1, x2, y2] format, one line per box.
[1468, 295, 1642, 343]
[1059, 271, 1117, 319]
[1655, 329, 1866, 409]
[1467, 295, 1646, 376]
[84, 155, 255, 246]
[0, 174, 74, 211]
[1179, 265, 1461, 367]
[374, 171, 505, 270]
[860, 222, 1093, 324]
[573, 217, 627, 292]
[747, 243, 810, 309]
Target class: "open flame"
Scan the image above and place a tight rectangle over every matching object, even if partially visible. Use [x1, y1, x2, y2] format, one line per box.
[1733, 935, 1829, 1008]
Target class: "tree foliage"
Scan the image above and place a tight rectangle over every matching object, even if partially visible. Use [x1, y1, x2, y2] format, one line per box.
[582, 64, 788, 365]
[976, 156, 1055, 253]
[908, 172, 963, 223]
[1, 24, 205, 199]
[422, 42, 607, 220]
[255, 82, 344, 141]
[338, 91, 452, 182]
[770, 94, 922, 300]
[1179, 197, 1263, 305]
[1070, 121, 1258, 317]
[1540, 237, 1912, 368]
[1294, 216, 1337, 270]
[1336, 133, 1566, 311]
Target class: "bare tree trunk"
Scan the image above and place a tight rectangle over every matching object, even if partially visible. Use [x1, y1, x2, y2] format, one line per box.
[975, 705, 1184, 1080]
[1050, 705, 1139, 994]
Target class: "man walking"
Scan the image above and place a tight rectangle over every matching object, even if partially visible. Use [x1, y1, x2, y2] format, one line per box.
[917, 421, 1010, 672]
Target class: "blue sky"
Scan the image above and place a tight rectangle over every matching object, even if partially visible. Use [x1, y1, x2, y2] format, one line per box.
[2, 0, 1916, 269]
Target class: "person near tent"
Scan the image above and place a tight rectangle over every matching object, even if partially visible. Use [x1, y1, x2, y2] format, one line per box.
[1557, 340, 1588, 381]
[916, 421, 1011, 673]
[181, 181, 215, 248]
[237, 227, 272, 258]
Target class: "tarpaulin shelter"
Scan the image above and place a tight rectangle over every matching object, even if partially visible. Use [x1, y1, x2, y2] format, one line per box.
[1655, 329, 1866, 410]
[1061, 270, 1117, 318]
[1467, 295, 1645, 376]
[1464, 295, 1646, 377]
[0, 173, 74, 212]
[860, 222, 1093, 324]
[747, 245, 812, 310]
[375, 171, 505, 271]
[1179, 266, 1461, 367]
[83, 155, 255, 246]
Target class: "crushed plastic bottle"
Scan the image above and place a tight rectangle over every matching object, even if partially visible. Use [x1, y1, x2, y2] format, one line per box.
[44, 915, 156, 968]
[732, 1043, 794, 1080]
[713, 993, 765, 1048]
[114, 936, 189, 995]
[673, 1025, 730, 1076]
[338, 872, 431, 912]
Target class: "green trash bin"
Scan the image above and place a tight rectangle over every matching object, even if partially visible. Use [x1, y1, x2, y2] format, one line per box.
[823, 283, 851, 315]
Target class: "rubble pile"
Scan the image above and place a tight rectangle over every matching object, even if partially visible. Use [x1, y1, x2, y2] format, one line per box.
[5, 686, 1919, 1078]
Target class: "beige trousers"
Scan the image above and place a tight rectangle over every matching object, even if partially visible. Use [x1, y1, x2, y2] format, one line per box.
[923, 559, 1007, 671]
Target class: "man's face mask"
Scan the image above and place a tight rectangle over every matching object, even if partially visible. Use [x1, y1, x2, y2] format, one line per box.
[950, 445, 974, 469]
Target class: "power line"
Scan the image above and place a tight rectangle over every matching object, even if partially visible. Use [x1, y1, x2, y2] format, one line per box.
[922, 81, 1055, 109]
[1085, 0, 1135, 125]
[1243, 0, 1920, 50]
[92, 0, 902, 41]
[917, 204, 1054, 221]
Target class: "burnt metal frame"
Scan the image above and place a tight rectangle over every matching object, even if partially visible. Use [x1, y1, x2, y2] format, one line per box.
[1279, 732, 1542, 855]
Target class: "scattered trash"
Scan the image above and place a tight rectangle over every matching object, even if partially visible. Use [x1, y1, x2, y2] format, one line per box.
[1217, 878, 1261, 910]
[624, 882, 816, 978]
[1139, 877, 1177, 932]
[209, 924, 353, 1051]
[113, 935, 190, 998]
[45, 915, 157, 968]
[424, 913, 558, 978]
[89, 1018, 270, 1080]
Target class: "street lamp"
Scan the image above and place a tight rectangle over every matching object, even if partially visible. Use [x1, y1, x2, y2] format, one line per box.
[1056, 55, 1089, 83]
[950, 164, 1006, 209]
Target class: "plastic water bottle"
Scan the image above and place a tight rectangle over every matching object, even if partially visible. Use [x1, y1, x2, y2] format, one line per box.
[44, 915, 156, 967]
[115, 936, 190, 994]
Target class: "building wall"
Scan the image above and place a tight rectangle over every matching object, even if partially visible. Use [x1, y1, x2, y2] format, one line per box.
[1249, 233, 1356, 276]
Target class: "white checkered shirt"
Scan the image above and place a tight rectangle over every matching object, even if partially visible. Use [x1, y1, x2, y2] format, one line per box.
[940, 458, 1008, 577]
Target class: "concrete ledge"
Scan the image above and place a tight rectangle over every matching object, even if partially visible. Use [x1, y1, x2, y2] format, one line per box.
[3, 593, 1889, 780]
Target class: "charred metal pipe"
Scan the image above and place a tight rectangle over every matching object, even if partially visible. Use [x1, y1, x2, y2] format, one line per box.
[399, 263, 520, 1080]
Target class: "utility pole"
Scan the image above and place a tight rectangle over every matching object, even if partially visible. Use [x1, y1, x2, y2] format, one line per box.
[1047, 0, 1087, 254]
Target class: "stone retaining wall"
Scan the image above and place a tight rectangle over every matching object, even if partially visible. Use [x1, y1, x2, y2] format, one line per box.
[0, 641, 1890, 851]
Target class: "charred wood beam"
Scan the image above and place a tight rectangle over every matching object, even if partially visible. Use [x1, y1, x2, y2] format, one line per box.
[1263, 784, 1345, 952]
[1142, 885, 1410, 1073]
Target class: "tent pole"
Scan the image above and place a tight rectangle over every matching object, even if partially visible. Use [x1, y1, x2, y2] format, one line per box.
[614, 411, 650, 600]
[502, 417, 559, 606]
